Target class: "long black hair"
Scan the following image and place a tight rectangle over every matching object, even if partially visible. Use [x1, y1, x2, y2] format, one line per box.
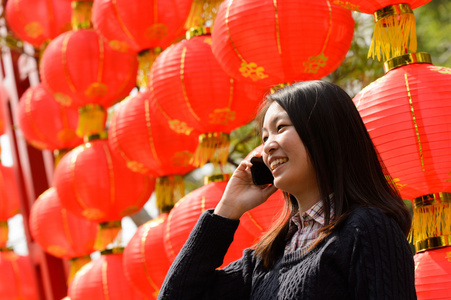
[254, 81, 411, 269]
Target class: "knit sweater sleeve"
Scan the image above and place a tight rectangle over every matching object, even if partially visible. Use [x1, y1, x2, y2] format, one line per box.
[157, 209, 255, 300]
[347, 207, 417, 300]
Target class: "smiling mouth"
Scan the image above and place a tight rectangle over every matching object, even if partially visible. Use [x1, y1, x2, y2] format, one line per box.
[270, 158, 288, 170]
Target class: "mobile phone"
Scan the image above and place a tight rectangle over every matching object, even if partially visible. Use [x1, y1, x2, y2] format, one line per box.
[250, 156, 274, 185]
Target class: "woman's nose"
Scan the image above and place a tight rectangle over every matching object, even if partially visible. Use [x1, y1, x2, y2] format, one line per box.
[263, 138, 278, 154]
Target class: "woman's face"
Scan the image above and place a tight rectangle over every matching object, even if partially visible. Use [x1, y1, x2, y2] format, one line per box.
[261, 102, 318, 202]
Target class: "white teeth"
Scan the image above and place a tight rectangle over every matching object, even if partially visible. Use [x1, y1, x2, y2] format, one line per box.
[270, 158, 288, 170]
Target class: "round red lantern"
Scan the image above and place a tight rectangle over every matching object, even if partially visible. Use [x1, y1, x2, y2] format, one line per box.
[150, 32, 265, 166]
[0, 250, 38, 300]
[17, 84, 83, 151]
[39, 29, 138, 136]
[92, 0, 192, 53]
[164, 174, 255, 267]
[68, 249, 145, 300]
[108, 90, 198, 211]
[332, 1, 432, 61]
[353, 53, 451, 201]
[414, 246, 451, 299]
[211, 0, 354, 90]
[29, 187, 98, 259]
[53, 138, 155, 223]
[0, 165, 21, 248]
[5, 0, 72, 48]
[123, 213, 171, 299]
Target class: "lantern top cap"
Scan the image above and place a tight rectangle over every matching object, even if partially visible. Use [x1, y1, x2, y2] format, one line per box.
[384, 52, 432, 73]
[204, 173, 231, 185]
[416, 235, 451, 253]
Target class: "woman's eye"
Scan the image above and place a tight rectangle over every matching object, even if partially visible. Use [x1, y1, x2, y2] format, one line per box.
[262, 136, 268, 143]
[277, 125, 285, 132]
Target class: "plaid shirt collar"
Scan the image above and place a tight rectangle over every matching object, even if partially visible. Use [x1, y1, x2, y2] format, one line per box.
[289, 197, 335, 230]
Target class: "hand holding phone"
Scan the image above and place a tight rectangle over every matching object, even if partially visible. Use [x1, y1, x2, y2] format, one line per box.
[250, 156, 274, 185]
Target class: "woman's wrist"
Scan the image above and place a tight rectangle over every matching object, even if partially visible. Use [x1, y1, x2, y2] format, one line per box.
[213, 200, 244, 220]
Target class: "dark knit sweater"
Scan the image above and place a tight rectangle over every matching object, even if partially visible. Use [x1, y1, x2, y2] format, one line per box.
[158, 206, 416, 300]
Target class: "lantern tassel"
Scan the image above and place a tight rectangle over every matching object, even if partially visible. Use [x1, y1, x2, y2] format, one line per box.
[77, 104, 106, 138]
[156, 176, 185, 213]
[0, 221, 8, 248]
[409, 202, 451, 248]
[68, 255, 91, 284]
[94, 221, 122, 251]
[191, 132, 230, 167]
[368, 4, 417, 62]
[137, 48, 162, 89]
[184, 0, 223, 30]
[71, 1, 93, 30]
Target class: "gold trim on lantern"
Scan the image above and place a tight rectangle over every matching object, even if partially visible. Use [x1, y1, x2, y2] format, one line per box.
[94, 221, 122, 251]
[374, 3, 413, 23]
[137, 48, 162, 89]
[84, 131, 108, 143]
[191, 132, 230, 167]
[414, 193, 451, 208]
[384, 52, 432, 73]
[368, 3, 417, 61]
[71, 1, 93, 30]
[100, 247, 125, 255]
[0, 221, 8, 248]
[77, 104, 106, 138]
[68, 255, 91, 284]
[186, 26, 211, 40]
[156, 175, 185, 213]
[204, 173, 231, 185]
[416, 235, 451, 252]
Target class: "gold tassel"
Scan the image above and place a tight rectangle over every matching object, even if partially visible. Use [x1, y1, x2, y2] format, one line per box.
[94, 221, 122, 251]
[191, 132, 230, 167]
[71, 1, 93, 30]
[68, 255, 91, 284]
[409, 193, 451, 251]
[77, 104, 106, 138]
[0, 221, 8, 248]
[156, 176, 185, 213]
[184, 0, 223, 30]
[368, 4, 417, 62]
[137, 48, 162, 89]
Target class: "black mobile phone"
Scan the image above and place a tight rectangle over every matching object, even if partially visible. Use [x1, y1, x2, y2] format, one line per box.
[250, 156, 274, 185]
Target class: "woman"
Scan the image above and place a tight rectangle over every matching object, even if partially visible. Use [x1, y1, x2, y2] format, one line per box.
[158, 81, 416, 299]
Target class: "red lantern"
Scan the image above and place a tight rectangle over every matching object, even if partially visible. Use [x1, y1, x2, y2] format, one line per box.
[40, 29, 138, 136]
[211, 0, 354, 90]
[17, 84, 83, 151]
[29, 187, 98, 259]
[68, 249, 145, 300]
[53, 138, 155, 223]
[332, 0, 432, 61]
[353, 53, 451, 201]
[0, 165, 21, 248]
[164, 175, 255, 267]
[414, 246, 451, 299]
[5, 0, 72, 48]
[150, 33, 265, 166]
[92, 0, 192, 53]
[108, 90, 198, 211]
[123, 214, 171, 299]
[0, 251, 38, 300]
